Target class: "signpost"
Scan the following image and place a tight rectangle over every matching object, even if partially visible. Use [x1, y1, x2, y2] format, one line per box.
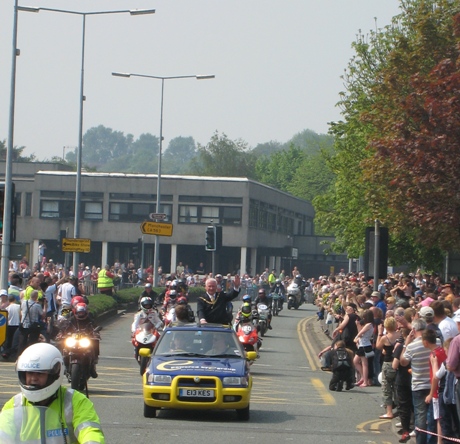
[61, 238, 91, 253]
[0, 309, 7, 347]
[149, 213, 166, 221]
[140, 221, 173, 237]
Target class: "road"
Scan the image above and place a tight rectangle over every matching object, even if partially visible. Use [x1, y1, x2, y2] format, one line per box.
[0, 303, 397, 444]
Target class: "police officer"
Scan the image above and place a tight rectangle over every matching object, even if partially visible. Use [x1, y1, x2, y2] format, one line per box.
[0, 343, 105, 443]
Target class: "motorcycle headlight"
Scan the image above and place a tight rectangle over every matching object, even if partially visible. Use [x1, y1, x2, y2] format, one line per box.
[65, 337, 77, 347]
[223, 376, 247, 386]
[79, 338, 91, 348]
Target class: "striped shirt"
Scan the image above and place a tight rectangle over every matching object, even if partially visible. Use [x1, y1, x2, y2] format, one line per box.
[403, 337, 431, 391]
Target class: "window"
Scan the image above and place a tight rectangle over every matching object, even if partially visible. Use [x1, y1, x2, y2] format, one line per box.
[15, 192, 21, 217]
[200, 206, 219, 224]
[25, 193, 32, 217]
[109, 202, 153, 222]
[221, 207, 242, 225]
[83, 202, 103, 220]
[40, 200, 75, 219]
[179, 205, 198, 223]
[267, 212, 276, 231]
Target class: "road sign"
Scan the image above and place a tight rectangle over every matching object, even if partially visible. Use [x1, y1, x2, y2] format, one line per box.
[0, 310, 7, 347]
[149, 213, 167, 221]
[140, 221, 173, 237]
[62, 238, 91, 253]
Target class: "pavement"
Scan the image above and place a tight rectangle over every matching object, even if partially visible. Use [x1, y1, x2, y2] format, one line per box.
[305, 305, 404, 441]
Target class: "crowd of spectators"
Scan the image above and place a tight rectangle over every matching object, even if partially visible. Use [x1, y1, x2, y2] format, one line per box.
[315, 270, 460, 444]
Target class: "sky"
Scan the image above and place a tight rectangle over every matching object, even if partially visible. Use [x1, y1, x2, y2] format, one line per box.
[0, 0, 402, 161]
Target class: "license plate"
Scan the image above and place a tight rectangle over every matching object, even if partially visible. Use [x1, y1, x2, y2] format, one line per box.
[180, 389, 214, 398]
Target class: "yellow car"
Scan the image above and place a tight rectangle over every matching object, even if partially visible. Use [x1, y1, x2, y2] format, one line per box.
[141, 324, 257, 420]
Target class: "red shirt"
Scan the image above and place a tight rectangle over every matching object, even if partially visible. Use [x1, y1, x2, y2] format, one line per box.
[430, 346, 447, 398]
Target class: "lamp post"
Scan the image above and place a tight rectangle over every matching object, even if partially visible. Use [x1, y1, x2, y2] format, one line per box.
[1, 0, 21, 289]
[18, 5, 155, 275]
[112, 72, 215, 286]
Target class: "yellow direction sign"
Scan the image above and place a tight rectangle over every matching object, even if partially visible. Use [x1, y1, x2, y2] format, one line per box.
[140, 221, 173, 237]
[62, 238, 91, 253]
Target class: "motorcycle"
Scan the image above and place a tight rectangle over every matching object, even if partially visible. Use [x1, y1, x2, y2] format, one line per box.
[61, 326, 101, 396]
[255, 303, 270, 337]
[235, 322, 260, 361]
[287, 283, 302, 310]
[270, 292, 283, 316]
[132, 321, 160, 375]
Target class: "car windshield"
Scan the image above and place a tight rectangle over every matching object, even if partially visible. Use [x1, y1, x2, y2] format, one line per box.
[155, 329, 243, 357]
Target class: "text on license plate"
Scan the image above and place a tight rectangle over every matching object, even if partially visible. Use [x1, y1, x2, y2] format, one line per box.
[180, 389, 214, 397]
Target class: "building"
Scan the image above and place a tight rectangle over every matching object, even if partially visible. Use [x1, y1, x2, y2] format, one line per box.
[3, 162, 348, 277]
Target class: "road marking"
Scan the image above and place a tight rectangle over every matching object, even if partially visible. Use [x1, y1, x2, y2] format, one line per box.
[311, 378, 336, 405]
[297, 317, 318, 371]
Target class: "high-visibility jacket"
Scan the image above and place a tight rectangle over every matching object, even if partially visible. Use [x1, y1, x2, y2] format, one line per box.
[0, 387, 105, 443]
[97, 270, 113, 290]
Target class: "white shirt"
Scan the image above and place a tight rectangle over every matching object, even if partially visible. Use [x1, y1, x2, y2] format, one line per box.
[6, 303, 21, 326]
[59, 282, 77, 307]
[439, 317, 458, 342]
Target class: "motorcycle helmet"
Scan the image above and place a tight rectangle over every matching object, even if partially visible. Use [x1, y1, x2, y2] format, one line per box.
[242, 294, 251, 303]
[140, 296, 154, 313]
[73, 302, 88, 320]
[170, 280, 178, 289]
[275, 279, 281, 286]
[177, 296, 187, 305]
[241, 302, 252, 318]
[169, 290, 177, 300]
[71, 295, 85, 308]
[16, 343, 64, 403]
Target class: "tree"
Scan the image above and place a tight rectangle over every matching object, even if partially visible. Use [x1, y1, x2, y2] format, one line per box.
[0, 140, 36, 162]
[163, 136, 197, 174]
[190, 132, 257, 178]
[313, 0, 460, 267]
[82, 125, 132, 169]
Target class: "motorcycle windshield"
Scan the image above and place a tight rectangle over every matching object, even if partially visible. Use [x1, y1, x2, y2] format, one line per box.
[0, 406, 67, 443]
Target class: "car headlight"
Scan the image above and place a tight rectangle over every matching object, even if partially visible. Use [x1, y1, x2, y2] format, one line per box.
[79, 338, 91, 348]
[223, 376, 247, 386]
[150, 374, 172, 384]
[65, 337, 77, 347]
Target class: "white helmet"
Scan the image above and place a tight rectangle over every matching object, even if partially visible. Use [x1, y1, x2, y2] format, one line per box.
[16, 343, 64, 403]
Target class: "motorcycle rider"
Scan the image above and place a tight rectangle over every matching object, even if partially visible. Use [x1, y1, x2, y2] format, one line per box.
[57, 302, 100, 379]
[132, 296, 163, 333]
[252, 288, 273, 330]
[294, 274, 307, 304]
[0, 343, 105, 443]
[176, 296, 195, 322]
[234, 302, 255, 332]
[272, 279, 285, 311]
[138, 283, 159, 308]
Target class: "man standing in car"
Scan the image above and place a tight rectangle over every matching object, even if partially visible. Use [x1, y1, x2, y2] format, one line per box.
[197, 275, 240, 324]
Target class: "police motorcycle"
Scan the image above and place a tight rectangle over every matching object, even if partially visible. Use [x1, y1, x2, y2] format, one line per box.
[56, 303, 101, 395]
[287, 282, 302, 310]
[254, 303, 270, 337]
[270, 279, 285, 316]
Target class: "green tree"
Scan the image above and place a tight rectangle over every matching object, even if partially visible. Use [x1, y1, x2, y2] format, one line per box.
[0, 140, 36, 162]
[313, 0, 460, 267]
[163, 136, 197, 174]
[190, 132, 257, 178]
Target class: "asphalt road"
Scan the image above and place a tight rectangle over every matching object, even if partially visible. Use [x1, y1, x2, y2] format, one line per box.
[0, 303, 398, 444]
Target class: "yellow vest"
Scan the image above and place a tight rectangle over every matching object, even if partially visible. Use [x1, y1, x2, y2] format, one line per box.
[97, 269, 113, 289]
[0, 387, 105, 443]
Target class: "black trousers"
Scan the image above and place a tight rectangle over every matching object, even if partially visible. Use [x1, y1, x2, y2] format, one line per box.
[17, 326, 41, 356]
[396, 383, 413, 433]
[329, 366, 353, 390]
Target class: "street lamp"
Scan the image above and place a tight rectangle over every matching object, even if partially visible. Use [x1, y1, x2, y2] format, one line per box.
[18, 5, 155, 275]
[112, 72, 215, 286]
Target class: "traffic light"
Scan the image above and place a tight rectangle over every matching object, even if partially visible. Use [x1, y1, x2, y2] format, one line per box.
[205, 226, 216, 251]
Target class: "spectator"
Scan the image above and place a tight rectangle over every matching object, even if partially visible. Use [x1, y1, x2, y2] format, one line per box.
[2, 295, 21, 359]
[97, 264, 115, 296]
[18, 290, 44, 355]
[400, 319, 435, 444]
[353, 309, 374, 387]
